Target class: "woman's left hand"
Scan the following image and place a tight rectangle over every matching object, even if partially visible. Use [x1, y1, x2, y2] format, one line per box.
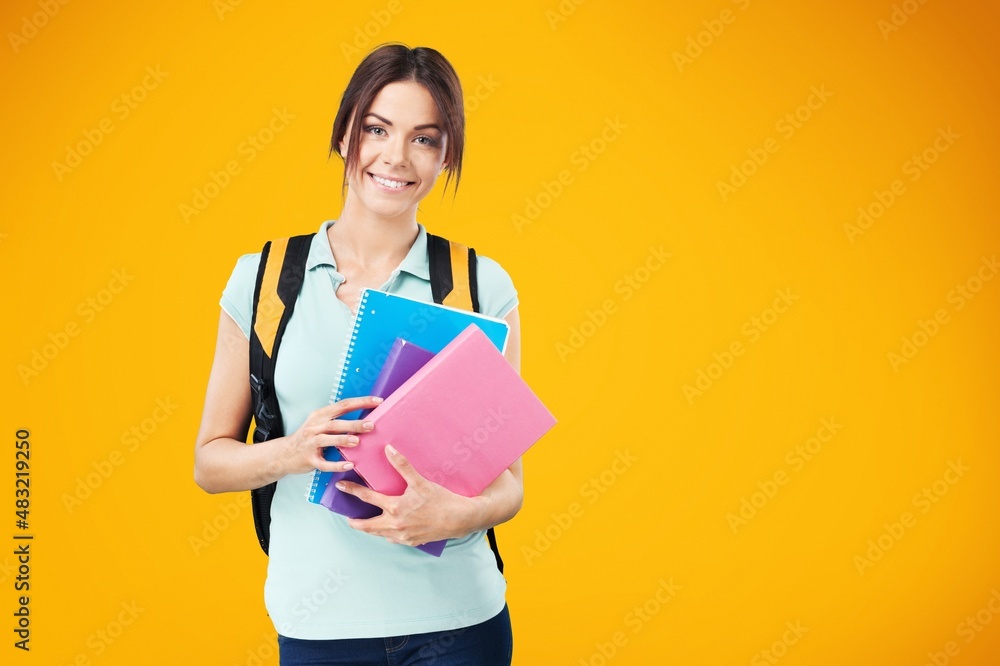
[337, 444, 490, 546]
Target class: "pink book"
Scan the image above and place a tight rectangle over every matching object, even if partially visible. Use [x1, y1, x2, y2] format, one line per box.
[337, 324, 556, 499]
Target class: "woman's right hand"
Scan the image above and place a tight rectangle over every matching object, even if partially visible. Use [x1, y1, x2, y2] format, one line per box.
[275, 397, 382, 477]
[194, 309, 382, 494]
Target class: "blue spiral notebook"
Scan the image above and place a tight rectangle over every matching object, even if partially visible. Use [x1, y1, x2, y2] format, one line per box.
[305, 288, 510, 504]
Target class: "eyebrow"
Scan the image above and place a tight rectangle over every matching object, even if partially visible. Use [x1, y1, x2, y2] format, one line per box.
[364, 112, 442, 132]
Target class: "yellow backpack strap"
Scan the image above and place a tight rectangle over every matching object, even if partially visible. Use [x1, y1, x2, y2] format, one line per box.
[251, 237, 289, 359]
[426, 232, 480, 313]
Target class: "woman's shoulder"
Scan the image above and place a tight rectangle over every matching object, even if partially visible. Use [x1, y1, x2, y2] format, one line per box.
[219, 251, 264, 339]
[474, 252, 513, 287]
[230, 250, 263, 277]
[473, 252, 518, 319]
[223, 251, 265, 297]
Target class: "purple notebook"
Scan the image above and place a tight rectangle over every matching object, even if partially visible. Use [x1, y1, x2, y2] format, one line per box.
[359, 339, 436, 419]
[319, 338, 446, 556]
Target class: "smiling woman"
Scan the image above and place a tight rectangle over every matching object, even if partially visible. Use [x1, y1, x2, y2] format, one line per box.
[330, 44, 464, 201]
[330, 80, 452, 258]
[193, 43, 521, 666]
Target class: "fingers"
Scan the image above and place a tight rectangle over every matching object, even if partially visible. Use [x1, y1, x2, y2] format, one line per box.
[345, 513, 404, 544]
[346, 515, 384, 536]
[336, 478, 389, 511]
[317, 433, 361, 450]
[297, 412, 374, 448]
[313, 456, 356, 474]
[318, 396, 384, 419]
[384, 444, 426, 486]
[271, 398, 382, 479]
[319, 419, 375, 437]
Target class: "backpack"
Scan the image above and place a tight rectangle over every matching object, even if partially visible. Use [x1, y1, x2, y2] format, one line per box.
[247, 231, 504, 573]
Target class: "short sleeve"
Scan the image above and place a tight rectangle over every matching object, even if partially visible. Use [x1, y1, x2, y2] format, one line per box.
[475, 254, 518, 319]
[219, 252, 262, 340]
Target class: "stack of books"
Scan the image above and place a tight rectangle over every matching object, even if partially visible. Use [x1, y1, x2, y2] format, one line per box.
[310, 289, 556, 556]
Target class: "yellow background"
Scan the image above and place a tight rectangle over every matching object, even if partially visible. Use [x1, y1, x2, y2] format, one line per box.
[3, 0, 999, 664]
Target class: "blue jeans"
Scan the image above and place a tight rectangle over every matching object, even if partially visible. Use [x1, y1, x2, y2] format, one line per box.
[277, 604, 512, 665]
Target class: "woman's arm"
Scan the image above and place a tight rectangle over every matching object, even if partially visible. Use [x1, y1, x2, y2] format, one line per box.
[337, 306, 526, 545]
[193, 310, 374, 494]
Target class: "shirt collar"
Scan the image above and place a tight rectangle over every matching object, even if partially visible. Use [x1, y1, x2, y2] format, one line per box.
[306, 219, 431, 281]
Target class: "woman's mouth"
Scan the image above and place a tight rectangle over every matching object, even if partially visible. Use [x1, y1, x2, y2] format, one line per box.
[369, 173, 415, 191]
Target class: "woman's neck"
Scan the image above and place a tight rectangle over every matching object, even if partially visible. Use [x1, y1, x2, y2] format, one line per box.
[329, 202, 419, 272]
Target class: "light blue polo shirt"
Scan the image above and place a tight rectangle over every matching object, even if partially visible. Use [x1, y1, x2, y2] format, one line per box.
[219, 219, 518, 639]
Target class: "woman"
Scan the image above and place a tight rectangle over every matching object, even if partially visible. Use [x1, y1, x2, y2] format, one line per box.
[194, 43, 522, 665]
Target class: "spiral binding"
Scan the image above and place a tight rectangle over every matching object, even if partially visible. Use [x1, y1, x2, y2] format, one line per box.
[307, 289, 371, 503]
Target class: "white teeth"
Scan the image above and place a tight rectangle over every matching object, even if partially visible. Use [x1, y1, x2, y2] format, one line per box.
[372, 174, 410, 189]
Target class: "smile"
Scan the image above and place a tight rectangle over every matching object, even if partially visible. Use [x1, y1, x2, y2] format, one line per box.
[369, 173, 414, 190]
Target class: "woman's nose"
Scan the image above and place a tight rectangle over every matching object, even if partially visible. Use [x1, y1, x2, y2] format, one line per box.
[382, 136, 409, 166]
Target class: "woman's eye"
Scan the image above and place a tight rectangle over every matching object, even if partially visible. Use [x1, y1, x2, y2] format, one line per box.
[364, 125, 385, 136]
[416, 136, 439, 147]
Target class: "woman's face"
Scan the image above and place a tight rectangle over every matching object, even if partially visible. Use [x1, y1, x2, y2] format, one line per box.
[339, 81, 448, 221]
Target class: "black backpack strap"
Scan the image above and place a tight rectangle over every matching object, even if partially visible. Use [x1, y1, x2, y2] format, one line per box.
[248, 233, 315, 555]
[427, 232, 502, 575]
[486, 527, 503, 574]
[426, 232, 480, 313]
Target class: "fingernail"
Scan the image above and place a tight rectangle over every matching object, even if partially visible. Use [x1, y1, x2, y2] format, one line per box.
[371, 396, 384, 403]
[336, 482, 346, 490]
[363, 421, 374, 430]
[386, 444, 397, 455]
[342, 462, 354, 470]
[347, 436, 359, 444]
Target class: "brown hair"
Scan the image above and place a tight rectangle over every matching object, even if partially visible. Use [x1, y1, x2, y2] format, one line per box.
[329, 43, 465, 199]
